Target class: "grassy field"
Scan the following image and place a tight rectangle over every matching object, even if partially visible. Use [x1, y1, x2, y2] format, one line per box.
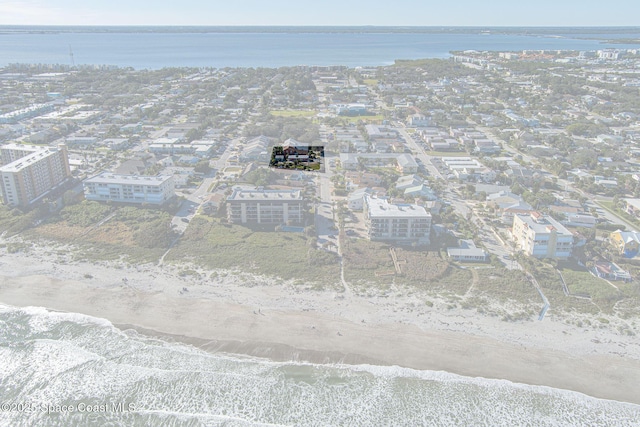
[165, 218, 341, 289]
[558, 262, 640, 315]
[25, 202, 174, 264]
[362, 79, 379, 86]
[0, 205, 31, 236]
[341, 238, 395, 288]
[270, 110, 317, 118]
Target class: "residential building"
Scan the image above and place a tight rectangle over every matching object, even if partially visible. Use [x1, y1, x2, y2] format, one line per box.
[0, 144, 71, 207]
[562, 213, 597, 228]
[609, 230, 640, 258]
[83, 173, 175, 205]
[591, 261, 632, 282]
[447, 239, 488, 262]
[363, 195, 431, 245]
[624, 199, 640, 218]
[339, 153, 418, 173]
[347, 187, 372, 211]
[512, 212, 573, 259]
[227, 188, 304, 225]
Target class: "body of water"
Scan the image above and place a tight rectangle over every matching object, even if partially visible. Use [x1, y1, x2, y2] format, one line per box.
[1, 304, 639, 426]
[0, 27, 639, 69]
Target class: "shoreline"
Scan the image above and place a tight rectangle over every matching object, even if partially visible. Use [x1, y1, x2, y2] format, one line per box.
[1, 270, 640, 405]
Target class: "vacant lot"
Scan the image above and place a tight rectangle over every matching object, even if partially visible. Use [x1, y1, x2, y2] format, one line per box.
[166, 218, 341, 289]
[26, 202, 174, 264]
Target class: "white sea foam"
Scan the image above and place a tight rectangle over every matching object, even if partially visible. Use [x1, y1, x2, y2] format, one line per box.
[2, 305, 640, 426]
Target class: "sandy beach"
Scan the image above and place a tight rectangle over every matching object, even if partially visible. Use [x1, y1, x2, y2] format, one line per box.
[1, 245, 640, 406]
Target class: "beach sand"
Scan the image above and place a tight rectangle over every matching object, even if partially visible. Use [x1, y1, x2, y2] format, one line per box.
[1, 249, 640, 405]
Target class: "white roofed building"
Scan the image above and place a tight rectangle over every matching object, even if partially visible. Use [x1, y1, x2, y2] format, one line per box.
[83, 173, 175, 205]
[364, 195, 431, 245]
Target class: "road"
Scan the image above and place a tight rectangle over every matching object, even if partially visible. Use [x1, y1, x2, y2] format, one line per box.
[170, 136, 244, 233]
[395, 127, 445, 180]
[315, 151, 339, 252]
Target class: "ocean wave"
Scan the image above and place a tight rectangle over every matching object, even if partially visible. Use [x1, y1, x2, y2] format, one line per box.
[1, 304, 639, 426]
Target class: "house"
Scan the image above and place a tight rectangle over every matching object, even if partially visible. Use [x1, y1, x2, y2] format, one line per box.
[447, 239, 488, 262]
[395, 174, 423, 191]
[591, 261, 632, 282]
[609, 230, 640, 258]
[403, 184, 437, 200]
[202, 193, 226, 215]
[562, 213, 597, 228]
[347, 187, 372, 211]
[624, 199, 640, 218]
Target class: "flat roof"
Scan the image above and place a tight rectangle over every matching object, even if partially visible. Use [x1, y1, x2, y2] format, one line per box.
[85, 172, 172, 185]
[366, 195, 430, 218]
[0, 146, 59, 173]
[228, 188, 303, 201]
[515, 213, 572, 236]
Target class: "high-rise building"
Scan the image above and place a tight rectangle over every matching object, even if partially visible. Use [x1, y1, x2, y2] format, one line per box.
[0, 144, 71, 207]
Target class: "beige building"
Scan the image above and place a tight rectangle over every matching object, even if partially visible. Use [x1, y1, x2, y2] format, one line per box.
[0, 144, 71, 207]
[512, 212, 573, 259]
[227, 188, 304, 225]
[364, 195, 431, 245]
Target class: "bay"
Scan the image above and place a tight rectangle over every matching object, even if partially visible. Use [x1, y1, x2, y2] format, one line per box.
[0, 27, 639, 69]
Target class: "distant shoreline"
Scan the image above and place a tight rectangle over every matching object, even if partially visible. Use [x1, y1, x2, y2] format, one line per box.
[0, 25, 639, 35]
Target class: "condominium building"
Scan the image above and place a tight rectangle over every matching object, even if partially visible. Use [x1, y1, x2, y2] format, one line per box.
[83, 173, 175, 205]
[227, 188, 304, 225]
[512, 212, 573, 259]
[363, 195, 431, 245]
[0, 143, 71, 207]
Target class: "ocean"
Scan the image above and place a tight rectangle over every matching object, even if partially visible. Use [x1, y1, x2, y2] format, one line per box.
[1, 304, 639, 426]
[0, 27, 639, 69]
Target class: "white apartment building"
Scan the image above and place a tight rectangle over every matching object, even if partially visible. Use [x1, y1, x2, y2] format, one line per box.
[83, 173, 175, 205]
[227, 188, 304, 225]
[364, 195, 431, 245]
[0, 143, 71, 207]
[512, 212, 573, 259]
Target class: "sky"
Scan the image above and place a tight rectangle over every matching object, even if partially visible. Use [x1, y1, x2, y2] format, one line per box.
[0, 0, 639, 27]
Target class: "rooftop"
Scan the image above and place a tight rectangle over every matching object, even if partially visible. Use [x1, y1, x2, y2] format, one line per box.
[85, 172, 172, 185]
[366, 195, 430, 218]
[228, 188, 303, 202]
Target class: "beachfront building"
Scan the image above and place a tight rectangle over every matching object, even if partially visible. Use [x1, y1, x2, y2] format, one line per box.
[227, 188, 304, 225]
[446, 239, 488, 262]
[363, 195, 431, 245]
[512, 212, 573, 259]
[83, 173, 175, 205]
[0, 144, 71, 207]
